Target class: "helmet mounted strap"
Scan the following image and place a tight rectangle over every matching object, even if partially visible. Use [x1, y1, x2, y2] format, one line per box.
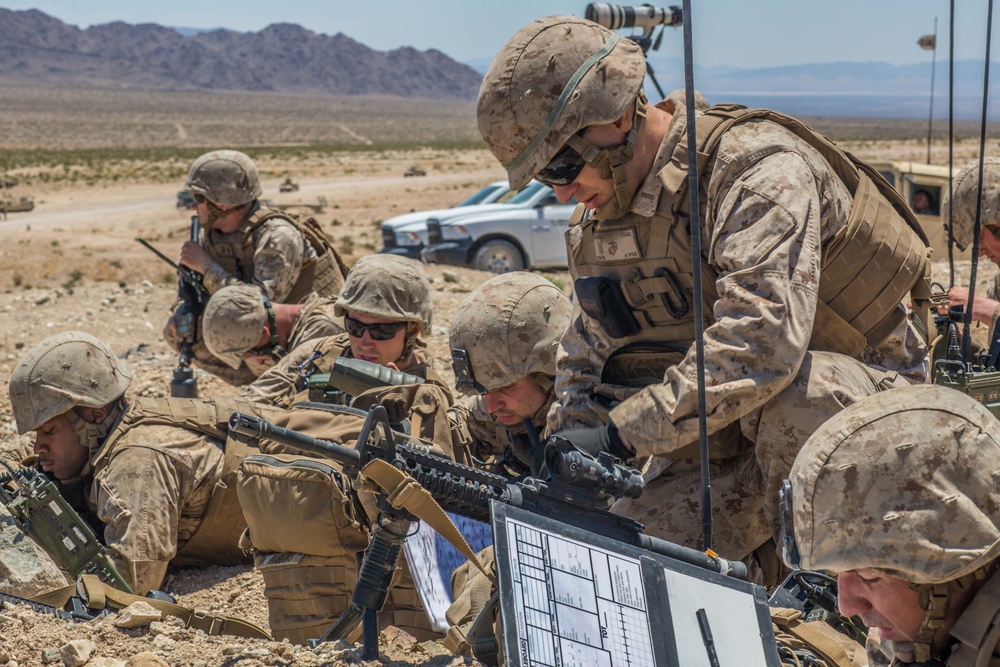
[257, 293, 286, 362]
[566, 92, 648, 213]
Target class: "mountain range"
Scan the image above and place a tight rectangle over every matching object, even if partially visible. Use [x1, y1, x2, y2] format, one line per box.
[1, 7, 997, 119]
[0, 8, 482, 99]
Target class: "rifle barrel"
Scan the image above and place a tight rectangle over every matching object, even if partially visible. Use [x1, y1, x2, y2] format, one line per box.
[135, 238, 180, 270]
[228, 413, 362, 466]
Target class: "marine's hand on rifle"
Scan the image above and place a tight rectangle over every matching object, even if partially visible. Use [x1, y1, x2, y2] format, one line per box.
[533, 422, 634, 478]
[179, 241, 213, 275]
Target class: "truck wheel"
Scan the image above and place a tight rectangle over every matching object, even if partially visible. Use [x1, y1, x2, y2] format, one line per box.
[472, 240, 524, 274]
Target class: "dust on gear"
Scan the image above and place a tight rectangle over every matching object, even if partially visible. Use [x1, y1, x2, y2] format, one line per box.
[333, 254, 432, 335]
[449, 272, 572, 394]
[943, 156, 1000, 252]
[477, 15, 647, 190]
[185, 150, 263, 207]
[789, 383, 1000, 582]
[202, 284, 269, 370]
[788, 383, 1000, 662]
[9, 331, 133, 434]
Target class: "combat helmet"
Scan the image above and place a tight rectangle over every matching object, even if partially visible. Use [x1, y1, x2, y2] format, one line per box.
[477, 16, 648, 205]
[449, 272, 572, 395]
[9, 331, 133, 434]
[335, 254, 431, 333]
[185, 150, 263, 207]
[202, 285, 278, 370]
[787, 384, 1000, 662]
[943, 157, 1000, 252]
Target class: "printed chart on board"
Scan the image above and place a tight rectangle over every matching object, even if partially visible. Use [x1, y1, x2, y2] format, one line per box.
[502, 518, 655, 667]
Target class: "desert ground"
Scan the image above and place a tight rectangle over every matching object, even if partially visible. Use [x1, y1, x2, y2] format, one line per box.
[0, 85, 998, 666]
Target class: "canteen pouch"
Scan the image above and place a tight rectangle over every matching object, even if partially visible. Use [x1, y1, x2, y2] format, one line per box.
[574, 276, 640, 339]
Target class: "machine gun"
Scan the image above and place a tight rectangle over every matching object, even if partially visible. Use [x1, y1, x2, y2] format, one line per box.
[933, 301, 1000, 420]
[301, 356, 425, 405]
[229, 404, 746, 661]
[136, 215, 207, 398]
[0, 464, 133, 594]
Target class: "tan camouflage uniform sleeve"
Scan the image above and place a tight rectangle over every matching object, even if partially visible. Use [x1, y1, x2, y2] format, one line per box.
[548, 298, 610, 432]
[201, 218, 310, 300]
[241, 336, 326, 406]
[609, 149, 827, 457]
[287, 295, 344, 351]
[92, 443, 193, 595]
[548, 214, 610, 432]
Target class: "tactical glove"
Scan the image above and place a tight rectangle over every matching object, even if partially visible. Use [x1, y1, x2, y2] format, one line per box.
[530, 422, 634, 478]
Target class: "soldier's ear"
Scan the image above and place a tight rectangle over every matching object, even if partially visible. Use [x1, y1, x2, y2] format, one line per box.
[75, 406, 108, 424]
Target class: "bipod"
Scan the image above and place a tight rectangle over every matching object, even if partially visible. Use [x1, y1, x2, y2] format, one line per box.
[309, 498, 417, 661]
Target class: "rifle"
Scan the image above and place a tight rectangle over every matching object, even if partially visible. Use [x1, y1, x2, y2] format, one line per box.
[0, 464, 133, 594]
[136, 216, 208, 398]
[301, 357, 425, 404]
[229, 404, 746, 660]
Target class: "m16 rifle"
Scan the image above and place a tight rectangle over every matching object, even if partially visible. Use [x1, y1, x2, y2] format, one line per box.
[229, 404, 746, 661]
[300, 356, 425, 405]
[0, 463, 133, 594]
[136, 215, 208, 398]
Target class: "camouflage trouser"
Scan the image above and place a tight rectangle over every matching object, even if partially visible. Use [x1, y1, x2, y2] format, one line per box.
[613, 351, 911, 587]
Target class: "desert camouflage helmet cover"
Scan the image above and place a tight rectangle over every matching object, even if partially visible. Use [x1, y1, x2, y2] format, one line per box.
[943, 156, 1000, 252]
[477, 15, 647, 189]
[334, 254, 432, 334]
[789, 384, 1000, 584]
[9, 331, 133, 434]
[185, 149, 263, 207]
[449, 271, 572, 393]
[664, 88, 710, 114]
[202, 284, 267, 369]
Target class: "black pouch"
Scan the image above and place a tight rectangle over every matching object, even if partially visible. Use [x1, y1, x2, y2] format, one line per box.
[574, 276, 640, 339]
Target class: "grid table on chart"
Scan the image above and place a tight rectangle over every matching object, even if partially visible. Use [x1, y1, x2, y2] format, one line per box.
[607, 603, 654, 667]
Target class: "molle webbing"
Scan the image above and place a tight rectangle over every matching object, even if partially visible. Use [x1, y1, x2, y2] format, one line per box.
[662, 104, 933, 356]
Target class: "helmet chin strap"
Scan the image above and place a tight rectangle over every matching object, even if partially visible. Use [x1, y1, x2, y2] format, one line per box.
[65, 398, 127, 456]
[566, 92, 648, 217]
[902, 569, 985, 663]
[254, 293, 286, 363]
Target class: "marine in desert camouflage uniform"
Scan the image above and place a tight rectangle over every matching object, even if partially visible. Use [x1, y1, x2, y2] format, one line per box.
[787, 384, 1000, 666]
[943, 157, 1000, 334]
[448, 271, 573, 474]
[242, 253, 451, 407]
[201, 284, 342, 382]
[478, 15, 932, 586]
[164, 149, 348, 385]
[8, 331, 284, 595]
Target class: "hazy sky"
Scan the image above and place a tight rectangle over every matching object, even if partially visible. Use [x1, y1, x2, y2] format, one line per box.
[3, 0, 995, 69]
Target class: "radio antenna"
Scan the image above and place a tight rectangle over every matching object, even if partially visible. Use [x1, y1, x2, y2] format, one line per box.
[679, 0, 713, 552]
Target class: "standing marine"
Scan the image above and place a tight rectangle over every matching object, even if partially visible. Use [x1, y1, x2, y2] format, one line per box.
[477, 15, 933, 585]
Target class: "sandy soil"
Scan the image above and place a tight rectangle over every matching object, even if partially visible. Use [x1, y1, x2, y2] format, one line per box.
[0, 143, 993, 667]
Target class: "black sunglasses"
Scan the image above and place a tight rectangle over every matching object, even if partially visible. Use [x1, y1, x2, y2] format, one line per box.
[535, 130, 589, 187]
[344, 316, 408, 341]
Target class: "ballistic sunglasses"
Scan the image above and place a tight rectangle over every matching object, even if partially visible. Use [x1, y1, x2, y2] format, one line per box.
[343, 316, 408, 341]
[535, 129, 589, 187]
